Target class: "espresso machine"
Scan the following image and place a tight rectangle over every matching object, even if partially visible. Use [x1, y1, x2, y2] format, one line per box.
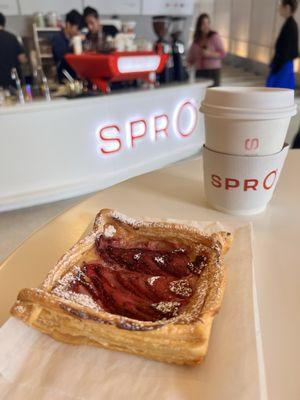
[152, 16, 174, 84]
[171, 17, 188, 82]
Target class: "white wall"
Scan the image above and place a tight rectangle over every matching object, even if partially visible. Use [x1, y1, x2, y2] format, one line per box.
[209, 0, 300, 71]
[194, 0, 215, 16]
[190, 0, 215, 45]
[210, 0, 230, 50]
[230, 0, 251, 58]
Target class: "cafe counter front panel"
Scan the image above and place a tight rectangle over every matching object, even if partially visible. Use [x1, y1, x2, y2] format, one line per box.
[0, 82, 209, 211]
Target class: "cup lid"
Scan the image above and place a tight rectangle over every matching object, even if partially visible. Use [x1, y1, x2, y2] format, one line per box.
[202, 87, 295, 109]
[201, 87, 297, 119]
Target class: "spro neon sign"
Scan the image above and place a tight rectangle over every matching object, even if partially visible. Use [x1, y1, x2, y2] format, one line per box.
[96, 100, 198, 155]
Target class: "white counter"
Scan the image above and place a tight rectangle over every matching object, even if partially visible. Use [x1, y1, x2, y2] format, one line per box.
[0, 82, 209, 211]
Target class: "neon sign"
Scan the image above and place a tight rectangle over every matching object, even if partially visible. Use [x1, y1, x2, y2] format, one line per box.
[96, 100, 198, 155]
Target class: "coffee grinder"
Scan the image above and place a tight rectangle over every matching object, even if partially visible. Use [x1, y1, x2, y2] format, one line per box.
[171, 17, 188, 82]
[152, 16, 174, 84]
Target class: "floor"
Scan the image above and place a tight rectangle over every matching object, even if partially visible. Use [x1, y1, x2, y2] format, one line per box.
[222, 64, 265, 87]
[1, 64, 299, 262]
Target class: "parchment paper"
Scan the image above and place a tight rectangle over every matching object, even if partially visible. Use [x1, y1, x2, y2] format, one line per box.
[0, 221, 265, 400]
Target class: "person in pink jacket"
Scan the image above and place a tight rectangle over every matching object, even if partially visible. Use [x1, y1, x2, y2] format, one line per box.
[187, 13, 225, 86]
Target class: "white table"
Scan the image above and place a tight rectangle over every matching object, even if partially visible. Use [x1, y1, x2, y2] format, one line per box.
[0, 151, 299, 400]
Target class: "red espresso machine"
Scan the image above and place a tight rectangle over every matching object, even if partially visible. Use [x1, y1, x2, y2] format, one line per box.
[65, 51, 168, 93]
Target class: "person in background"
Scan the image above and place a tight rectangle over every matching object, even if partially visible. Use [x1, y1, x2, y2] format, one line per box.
[52, 9, 82, 83]
[83, 6, 104, 52]
[266, 0, 299, 89]
[102, 15, 120, 38]
[187, 13, 225, 87]
[0, 12, 27, 88]
[292, 128, 300, 147]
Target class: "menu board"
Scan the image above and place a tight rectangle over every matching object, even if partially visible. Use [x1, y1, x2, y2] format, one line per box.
[0, 0, 19, 15]
[19, 0, 83, 15]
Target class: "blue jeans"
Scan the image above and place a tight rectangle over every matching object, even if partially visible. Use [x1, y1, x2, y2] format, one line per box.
[266, 61, 295, 89]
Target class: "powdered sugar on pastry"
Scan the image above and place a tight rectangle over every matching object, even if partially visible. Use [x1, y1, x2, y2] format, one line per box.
[111, 210, 142, 227]
[169, 279, 193, 297]
[154, 256, 165, 265]
[147, 276, 160, 286]
[14, 304, 26, 314]
[51, 265, 102, 312]
[53, 290, 101, 312]
[133, 252, 142, 260]
[152, 301, 181, 316]
[104, 225, 116, 238]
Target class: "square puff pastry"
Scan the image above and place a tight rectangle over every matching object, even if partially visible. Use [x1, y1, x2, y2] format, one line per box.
[11, 209, 233, 365]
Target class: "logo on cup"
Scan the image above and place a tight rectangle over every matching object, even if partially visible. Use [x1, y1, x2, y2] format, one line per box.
[211, 169, 278, 191]
[245, 138, 259, 151]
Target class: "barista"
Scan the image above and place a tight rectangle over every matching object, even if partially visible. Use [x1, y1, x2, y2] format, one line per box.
[0, 12, 27, 88]
[52, 9, 82, 82]
[83, 6, 104, 52]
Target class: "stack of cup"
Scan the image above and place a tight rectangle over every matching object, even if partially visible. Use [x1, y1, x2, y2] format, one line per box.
[200, 87, 297, 215]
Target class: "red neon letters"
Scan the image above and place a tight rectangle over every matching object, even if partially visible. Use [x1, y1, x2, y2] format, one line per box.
[176, 101, 198, 137]
[97, 100, 197, 155]
[211, 170, 277, 191]
[154, 114, 169, 139]
[130, 119, 147, 147]
[99, 125, 121, 154]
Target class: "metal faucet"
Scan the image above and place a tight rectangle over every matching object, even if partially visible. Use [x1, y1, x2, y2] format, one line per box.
[11, 68, 25, 104]
[38, 66, 51, 101]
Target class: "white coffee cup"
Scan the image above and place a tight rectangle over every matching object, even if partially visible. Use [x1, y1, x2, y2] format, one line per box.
[73, 36, 82, 55]
[115, 34, 126, 52]
[200, 87, 297, 156]
[202, 143, 289, 215]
